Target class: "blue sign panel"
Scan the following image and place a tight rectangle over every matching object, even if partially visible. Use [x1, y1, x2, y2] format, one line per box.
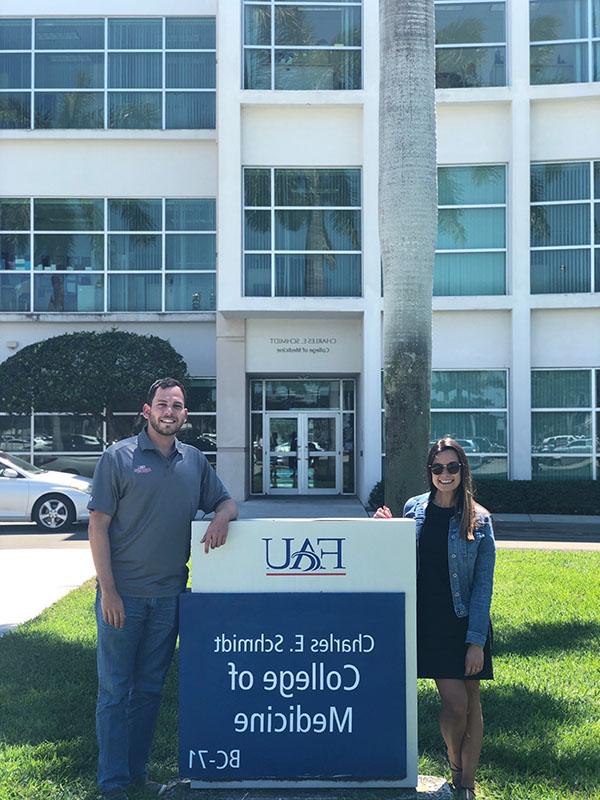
[179, 592, 406, 783]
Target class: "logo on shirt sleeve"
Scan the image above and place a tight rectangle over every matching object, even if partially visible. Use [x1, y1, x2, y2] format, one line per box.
[134, 465, 153, 474]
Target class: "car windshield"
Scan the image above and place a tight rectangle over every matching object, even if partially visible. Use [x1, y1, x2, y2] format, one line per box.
[0, 454, 46, 474]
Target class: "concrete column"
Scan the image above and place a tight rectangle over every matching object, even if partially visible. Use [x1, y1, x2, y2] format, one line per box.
[216, 314, 247, 501]
[357, 0, 382, 503]
[508, 0, 533, 479]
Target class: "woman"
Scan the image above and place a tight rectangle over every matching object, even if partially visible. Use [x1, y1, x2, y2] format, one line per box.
[375, 437, 495, 799]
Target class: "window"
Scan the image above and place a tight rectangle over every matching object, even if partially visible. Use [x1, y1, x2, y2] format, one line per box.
[0, 198, 216, 313]
[531, 369, 597, 479]
[0, 378, 218, 474]
[530, 0, 598, 84]
[435, 165, 507, 295]
[243, 1, 362, 90]
[530, 161, 599, 293]
[435, 1, 507, 88]
[381, 370, 509, 479]
[0, 17, 215, 129]
[244, 168, 362, 297]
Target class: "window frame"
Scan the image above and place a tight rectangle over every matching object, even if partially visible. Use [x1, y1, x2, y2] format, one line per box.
[529, 0, 598, 85]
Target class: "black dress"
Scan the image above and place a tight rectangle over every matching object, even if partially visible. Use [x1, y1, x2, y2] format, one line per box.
[417, 502, 493, 680]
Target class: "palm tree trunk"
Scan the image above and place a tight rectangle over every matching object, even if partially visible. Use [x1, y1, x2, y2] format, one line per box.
[379, 0, 437, 514]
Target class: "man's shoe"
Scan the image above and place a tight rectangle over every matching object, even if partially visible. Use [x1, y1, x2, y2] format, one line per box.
[129, 779, 168, 796]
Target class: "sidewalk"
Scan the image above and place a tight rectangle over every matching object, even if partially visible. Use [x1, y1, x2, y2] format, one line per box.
[0, 498, 598, 636]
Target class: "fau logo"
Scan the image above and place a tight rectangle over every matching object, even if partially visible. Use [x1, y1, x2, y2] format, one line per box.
[263, 537, 346, 576]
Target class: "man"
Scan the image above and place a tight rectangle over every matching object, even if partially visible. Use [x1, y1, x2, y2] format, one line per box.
[88, 378, 237, 800]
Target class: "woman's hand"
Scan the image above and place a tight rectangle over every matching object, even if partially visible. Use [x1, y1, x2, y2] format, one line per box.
[373, 505, 393, 519]
[464, 644, 484, 676]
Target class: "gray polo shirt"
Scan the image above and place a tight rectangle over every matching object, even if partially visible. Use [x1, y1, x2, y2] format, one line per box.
[88, 427, 231, 597]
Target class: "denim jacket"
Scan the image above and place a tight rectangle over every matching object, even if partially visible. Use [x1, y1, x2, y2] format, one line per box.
[403, 491, 496, 648]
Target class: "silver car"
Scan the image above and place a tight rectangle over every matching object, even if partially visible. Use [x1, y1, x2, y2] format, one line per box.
[0, 452, 92, 532]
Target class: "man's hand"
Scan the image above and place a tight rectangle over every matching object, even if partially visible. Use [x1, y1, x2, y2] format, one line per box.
[201, 499, 237, 554]
[464, 643, 484, 676]
[100, 587, 126, 628]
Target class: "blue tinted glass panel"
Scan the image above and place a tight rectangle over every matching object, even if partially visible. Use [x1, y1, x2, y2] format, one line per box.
[35, 19, 104, 50]
[436, 3, 505, 44]
[35, 53, 104, 89]
[109, 274, 161, 310]
[530, 204, 589, 247]
[245, 210, 271, 250]
[434, 252, 505, 295]
[0, 199, 30, 230]
[275, 169, 361, 207]
[165, 200, 215, 231]
[275, 254, 361, 296]
[532, 370, 590, 409]
[439, 165, 505, 205]
[274, 49, 361, 89]
[437, 208, 505, 249]
[0, 273, 30, 311]
[530, 249, 590, 293]
[108, 53, 161, 89]
[34, 199, 103, 231]
[275, 6, 361, 46]
[245, 6, 271, 45]
[531, 162, 589, 202]
[0, 92, 30, 128]
[430, 411, 507, 451]
[166, 92, 215, 128]
[436, 46, 506, 88]
[0, 234, 30, 270]
[108, 92, 161, 129]
[530, 0, 587, 41]
[165, 272, 215, 310]
[432, 371, 507, 409]
[108, 235, 161, 270]
[0, 54, 31, 88]
[34, 91, 103, 128]
[166, 53, 215, 88]
[275, 210, 361, 251]
[34, 274, 104, 312]
[245, 254, 271, 296]
[108, 200, 161, 231]
[0, 20, 31, 50]
[34, 234, 104, 270]
[166, 18, 216, 49]
[532, 411, 591, 447]
[530, 43, 588, 84]
[245, 169, 271, 207]
[165, 234, 215, 269]
[244, 50, 271, 89]
[108, 18, 162, 49]
[532, 456, 592, 480]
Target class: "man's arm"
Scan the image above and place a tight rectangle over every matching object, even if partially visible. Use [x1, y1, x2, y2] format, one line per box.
[201, 498, 238, 554]
[88, 510, 125, 628]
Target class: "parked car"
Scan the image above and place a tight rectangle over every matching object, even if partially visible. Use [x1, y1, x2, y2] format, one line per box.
[0, 452, 92, 532]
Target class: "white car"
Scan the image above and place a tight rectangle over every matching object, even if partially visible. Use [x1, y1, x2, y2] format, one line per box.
[0, 452, 92, 532]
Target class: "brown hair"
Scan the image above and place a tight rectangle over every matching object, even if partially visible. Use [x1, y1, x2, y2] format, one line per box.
[426, 437, 481, 541]
[146, 377, 186, 405]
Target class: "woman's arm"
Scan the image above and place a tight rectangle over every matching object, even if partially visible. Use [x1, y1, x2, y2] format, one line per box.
[465, 515, 496, 647]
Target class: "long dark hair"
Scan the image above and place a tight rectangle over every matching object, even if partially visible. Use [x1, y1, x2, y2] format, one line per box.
[427, 437, 478, 540]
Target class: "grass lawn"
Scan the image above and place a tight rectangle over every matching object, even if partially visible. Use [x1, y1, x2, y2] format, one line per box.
[0, 550, 598, 800]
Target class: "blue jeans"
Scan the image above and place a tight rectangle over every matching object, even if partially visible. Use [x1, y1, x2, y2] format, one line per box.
[95, 591, 179, 793]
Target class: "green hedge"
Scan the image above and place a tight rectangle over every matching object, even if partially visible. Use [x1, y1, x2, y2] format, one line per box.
[368, 479, 600, 515]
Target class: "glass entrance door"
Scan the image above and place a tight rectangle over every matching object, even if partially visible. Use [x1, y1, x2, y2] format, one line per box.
[265, 412, 341, 494]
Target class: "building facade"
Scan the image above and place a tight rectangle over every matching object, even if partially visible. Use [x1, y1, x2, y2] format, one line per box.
[1, 0, 599, 501]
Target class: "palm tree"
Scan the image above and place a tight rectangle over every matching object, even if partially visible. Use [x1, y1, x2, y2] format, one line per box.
[379, 0, 437, 514]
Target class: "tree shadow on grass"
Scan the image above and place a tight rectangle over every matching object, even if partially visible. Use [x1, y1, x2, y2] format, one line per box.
[493, 620, 600, 657]
[417, 680, 599, 793]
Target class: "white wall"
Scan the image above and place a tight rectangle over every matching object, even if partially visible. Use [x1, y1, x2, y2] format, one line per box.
[0, 321, 216, 376]
[437, 103, 511, 164]
[531, 99, 600, 161]
[0, 141, 217, 197]
[432, 311, 512, 368]
[532, 310, 600, 367]
[3, 1, 215, 15]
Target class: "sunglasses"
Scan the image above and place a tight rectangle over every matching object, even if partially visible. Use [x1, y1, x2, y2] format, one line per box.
[430, 461, 461, 475]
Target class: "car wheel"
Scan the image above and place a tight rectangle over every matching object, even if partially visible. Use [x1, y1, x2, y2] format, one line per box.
[32, 494, 75, 532]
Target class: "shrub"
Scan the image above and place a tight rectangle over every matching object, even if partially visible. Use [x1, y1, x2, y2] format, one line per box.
[368, 479, 600, 515]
